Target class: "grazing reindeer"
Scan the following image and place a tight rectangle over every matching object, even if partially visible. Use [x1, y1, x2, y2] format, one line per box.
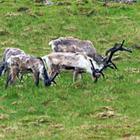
[42, 52, 104, 82]
[48, 37, 129, 80]
[44, 40, 132, 82]
[4, 54, 57, 88]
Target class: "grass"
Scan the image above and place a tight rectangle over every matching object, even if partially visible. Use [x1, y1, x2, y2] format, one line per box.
[0, 0, 140, 139]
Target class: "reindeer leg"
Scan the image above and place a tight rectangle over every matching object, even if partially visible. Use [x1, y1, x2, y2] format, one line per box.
[10, 67, 19, 85]
[5, 66, 18, 88]
[5, 74, 12, 89]
[78, 73, 82, 80]
[73, 68, 84, 82]
[0, 63, 5, 76]
[73, 70, 78, 82]
[33, 71, 40, 86]
[19, 74, 24, 82]
[0, 62, 8, 76]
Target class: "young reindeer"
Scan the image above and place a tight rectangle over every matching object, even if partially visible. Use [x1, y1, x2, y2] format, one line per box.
[44, 40, 132, 82]
[4, 54, 57, 88]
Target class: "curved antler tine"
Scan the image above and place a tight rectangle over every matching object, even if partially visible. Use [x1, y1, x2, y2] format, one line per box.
[110, 61, 117, 69]
[121, 40, 125, 47]
[120, 40, 132, 53]
[122, 47, 132, 53]
[108, 65, 115, 69]
[105, 49, 111, 56]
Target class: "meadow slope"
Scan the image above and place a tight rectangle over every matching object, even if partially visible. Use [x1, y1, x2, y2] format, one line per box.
[0, 0, 140, 140]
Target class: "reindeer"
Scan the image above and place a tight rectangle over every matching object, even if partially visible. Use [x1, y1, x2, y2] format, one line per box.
[49, 37, 101, 81]
[49, 37, 97, 58]
[42, 52, 105, 82]
[49, 37, 132, 81]
[4, 54, 57, 88]
[44, 40, 132, 82]
[0, 48, 57, 88]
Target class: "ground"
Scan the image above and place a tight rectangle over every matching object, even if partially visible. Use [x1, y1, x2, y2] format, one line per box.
[0, 0, 140, 140]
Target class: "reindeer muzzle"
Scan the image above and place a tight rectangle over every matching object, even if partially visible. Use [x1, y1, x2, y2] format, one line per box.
[93, 69, 105, 79]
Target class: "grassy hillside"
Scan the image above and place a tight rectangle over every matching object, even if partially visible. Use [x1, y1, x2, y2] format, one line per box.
[0, 0, 140, 139]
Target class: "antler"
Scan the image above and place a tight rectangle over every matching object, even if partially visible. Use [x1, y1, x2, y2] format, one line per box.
[106, 40, 125, 63]
[105, 40, 125, 56]
[102, 40, 132, 70]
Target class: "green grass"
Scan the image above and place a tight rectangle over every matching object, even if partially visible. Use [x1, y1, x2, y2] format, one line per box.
[0, 0, 140, 139]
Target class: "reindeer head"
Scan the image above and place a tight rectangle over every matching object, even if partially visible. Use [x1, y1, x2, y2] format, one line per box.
[43, 68, 58, 86]
[89, 59, 104, 82]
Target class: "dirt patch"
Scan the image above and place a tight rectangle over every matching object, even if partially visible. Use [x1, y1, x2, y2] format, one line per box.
[119, 135, 140, 140]
[0, 114, 9, 120]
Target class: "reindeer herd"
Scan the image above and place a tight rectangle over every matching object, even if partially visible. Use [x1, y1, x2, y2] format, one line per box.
[0, 37, 132, 88]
